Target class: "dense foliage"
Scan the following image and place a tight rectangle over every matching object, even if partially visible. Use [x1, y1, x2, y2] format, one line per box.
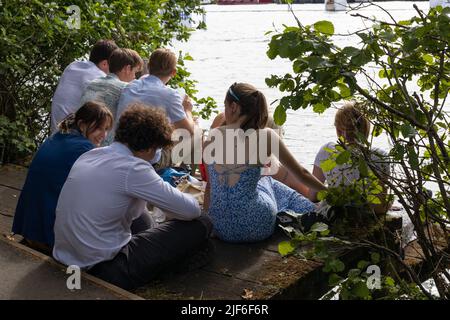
[269, 3, 450, 299]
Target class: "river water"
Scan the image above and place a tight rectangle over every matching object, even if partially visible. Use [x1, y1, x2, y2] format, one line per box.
[174, 1, 434, 168]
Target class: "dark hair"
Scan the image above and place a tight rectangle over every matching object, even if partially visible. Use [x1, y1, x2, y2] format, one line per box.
[148, 48, 177, 77]
[225, 82, 268, 131]
[89, 40, 118, 65]
[109, 48, 143, 74]
[115, 103, 174, 152]
[59, 101, 113, 136]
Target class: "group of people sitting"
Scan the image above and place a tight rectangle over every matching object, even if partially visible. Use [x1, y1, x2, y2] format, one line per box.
[11, 39, 391, 290]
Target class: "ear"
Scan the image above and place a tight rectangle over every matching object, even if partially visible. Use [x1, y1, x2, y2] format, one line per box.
[231, 101, 239, 114]
[171, 68, 177, 78]
[97, 60, 109, 73]
[77, 120, 87, 134]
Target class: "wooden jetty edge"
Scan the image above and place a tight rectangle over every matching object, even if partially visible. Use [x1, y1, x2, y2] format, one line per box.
[0, 164, 445, 300]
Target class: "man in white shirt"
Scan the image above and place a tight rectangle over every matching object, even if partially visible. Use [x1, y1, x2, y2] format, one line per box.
[53, 104, 211, 290]
[50, 40, 119, 133]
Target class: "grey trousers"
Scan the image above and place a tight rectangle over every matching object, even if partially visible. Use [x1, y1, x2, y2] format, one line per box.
[88, 213, 212, 290]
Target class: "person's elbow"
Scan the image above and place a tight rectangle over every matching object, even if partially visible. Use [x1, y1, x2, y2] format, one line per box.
[167, 197, 201, 221]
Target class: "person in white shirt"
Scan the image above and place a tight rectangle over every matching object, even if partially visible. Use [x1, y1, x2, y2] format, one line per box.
[53, 103, 211, 290]
[50, 40, 119, 133]
[309, 102, 391, 214]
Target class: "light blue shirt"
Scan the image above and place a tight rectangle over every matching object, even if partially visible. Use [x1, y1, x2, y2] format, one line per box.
[115, 75, 187, 128]
[51, 61, 105, 133]
[53, 142, 201, 268]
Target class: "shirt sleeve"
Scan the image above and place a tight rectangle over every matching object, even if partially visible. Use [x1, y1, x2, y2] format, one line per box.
[167, 90, 187, 123]
[125, 161, 201, 220]
[314, 143, 334, 167]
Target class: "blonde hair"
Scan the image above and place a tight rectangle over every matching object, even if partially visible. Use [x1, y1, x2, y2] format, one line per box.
[148, 48, 177, 77]
[335, 102, 370, 143]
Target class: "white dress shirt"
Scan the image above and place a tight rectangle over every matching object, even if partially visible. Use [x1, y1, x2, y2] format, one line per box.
[53, 142, 201, 268]
[51, 61, 105, 133]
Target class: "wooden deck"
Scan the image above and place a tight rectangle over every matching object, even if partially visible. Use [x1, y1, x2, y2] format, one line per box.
[1, 164, 441, 300]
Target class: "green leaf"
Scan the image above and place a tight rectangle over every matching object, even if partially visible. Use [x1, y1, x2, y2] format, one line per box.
[357, 260, 370, 270]
[329, 273, 343, 286]
[310, 222, 329, 233]
[385, 276, 395, 287]
[400, 124, 416, 138]
[407, 147, 420, 170]
[328, 259, 345, 273]
[320, 159, 337, 172]
[348, 268, 362, 279]
[352, 281, 370, 298]
[278, 241, 295, 257]
[314, 20, 335, 35]
[317, 190, 328, 201]
[341, 46, 360, 58]
[422, 54, 434, 64]
[358, 158, 369, 177]
[371, 252, 381, 264]
[273, 105, 287, 126]
[313, 102, 327, 113]
[367, 195, 382, 205]
[336, 150, 351, 165]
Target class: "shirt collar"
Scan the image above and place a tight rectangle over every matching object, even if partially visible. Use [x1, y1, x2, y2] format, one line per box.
[110, 142, 134, 157]
[86, 61, 104, 73]
[144, 75, 165, 87]
[107, 73, 120, 80]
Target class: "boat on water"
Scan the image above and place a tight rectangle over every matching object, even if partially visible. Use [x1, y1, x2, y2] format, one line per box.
[324, 0, 348, 11]
[217, 0, 273, 4]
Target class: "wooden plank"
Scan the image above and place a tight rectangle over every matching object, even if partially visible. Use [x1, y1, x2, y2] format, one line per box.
[0, 237, 142, 300]
[134, 268, 274, 300]
[0, 185, 19, 218]
[0, 164, 27, 190]
[0, 214, 13, 237]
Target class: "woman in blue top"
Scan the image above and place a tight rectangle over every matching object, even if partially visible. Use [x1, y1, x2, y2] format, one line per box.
[204, 83, 326, 243]
[12, 101, 113, 253]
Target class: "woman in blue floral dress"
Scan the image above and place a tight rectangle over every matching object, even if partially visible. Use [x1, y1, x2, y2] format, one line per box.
[204, 83, 326, 243]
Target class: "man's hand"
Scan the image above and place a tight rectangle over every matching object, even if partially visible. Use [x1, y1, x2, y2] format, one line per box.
[182, 95, 193, 113]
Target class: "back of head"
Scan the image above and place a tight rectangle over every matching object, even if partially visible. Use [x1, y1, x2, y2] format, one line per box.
[148, 48, 177, 78]
[108, 48, 143, 74]
[89, 40, 119, 65]
[225, 82, 268, 131]
[335, 102, 370, 143]
[59, 101, 113, 136]
[115, 103, 173, 152]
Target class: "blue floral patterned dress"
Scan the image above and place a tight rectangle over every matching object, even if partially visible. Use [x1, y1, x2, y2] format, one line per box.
[207, 164, 315, 243]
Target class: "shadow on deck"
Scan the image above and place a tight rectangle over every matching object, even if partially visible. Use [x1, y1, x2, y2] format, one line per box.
[1, 164, 444, 300]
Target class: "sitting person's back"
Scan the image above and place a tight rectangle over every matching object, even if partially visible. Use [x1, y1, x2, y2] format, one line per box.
[12, 102, 113, 252]
[204, 83, 326, 243]
[116, 48, 194, 131]
[80, 48, 143, 145]
[309, 102, 391, 214]
[51, 40, 118, 132]
[53, 104, 211, 290]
